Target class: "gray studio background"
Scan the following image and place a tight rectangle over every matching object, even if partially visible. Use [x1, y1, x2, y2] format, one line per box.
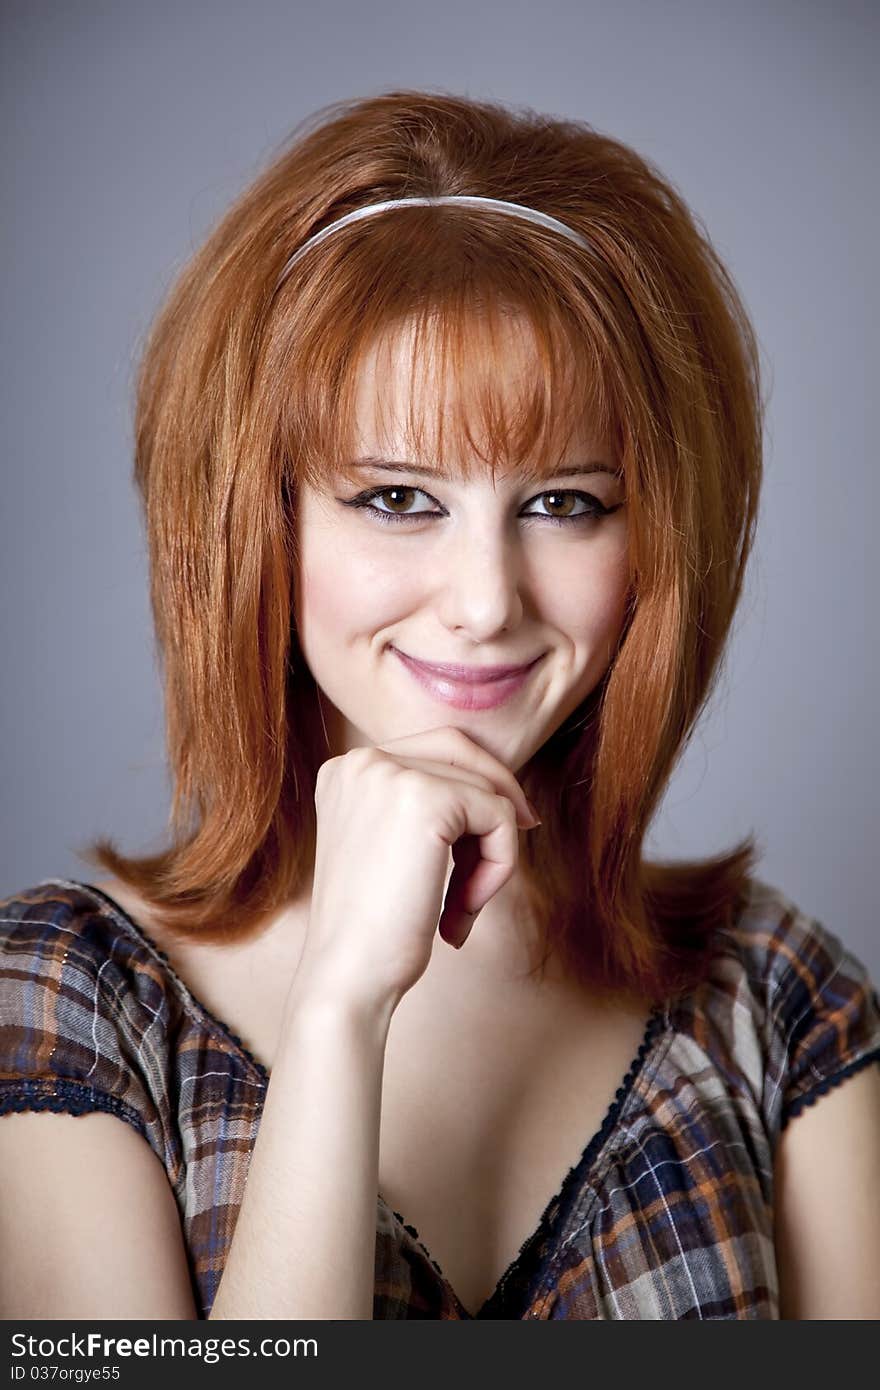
[2, 0, 877, 979]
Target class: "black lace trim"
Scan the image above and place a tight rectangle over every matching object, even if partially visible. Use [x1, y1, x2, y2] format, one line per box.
[0, 1077, 147, 1135]
[387, 1209, 447, 1282]
[479, 1000, 669, 1319]
[37, 878, 670, 1320]
[386, 999, 670, 1320]
[780, 1047, 880, 1130]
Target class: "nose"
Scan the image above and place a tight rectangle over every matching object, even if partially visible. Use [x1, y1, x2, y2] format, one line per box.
[434, 520, 525, 641]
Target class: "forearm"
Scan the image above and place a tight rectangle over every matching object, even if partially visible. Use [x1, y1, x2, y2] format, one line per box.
[208, 993, 394, 1320]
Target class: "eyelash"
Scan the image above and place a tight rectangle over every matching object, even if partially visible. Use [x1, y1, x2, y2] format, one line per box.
[341, 485, 618, 529]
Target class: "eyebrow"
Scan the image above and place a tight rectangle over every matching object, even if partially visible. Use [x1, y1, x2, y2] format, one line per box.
[348, 456, 621, 480]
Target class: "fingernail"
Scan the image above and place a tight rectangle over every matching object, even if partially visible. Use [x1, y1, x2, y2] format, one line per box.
[524, 797, 542, 827]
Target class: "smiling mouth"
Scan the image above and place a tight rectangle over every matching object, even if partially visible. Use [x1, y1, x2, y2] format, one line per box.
[390, 649, 543, 684]
[390, 647, 545, 711]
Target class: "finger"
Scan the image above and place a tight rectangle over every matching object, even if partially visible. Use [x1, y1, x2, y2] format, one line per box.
[376, 726, 540, 828]
[446, 832, 482, 904]
[437, 833, 483, 947]
[385, 754, 536, 832]
[426, 786, 518, 947]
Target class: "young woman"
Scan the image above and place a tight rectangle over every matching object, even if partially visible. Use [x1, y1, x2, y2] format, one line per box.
[1, 90, 878, 1322]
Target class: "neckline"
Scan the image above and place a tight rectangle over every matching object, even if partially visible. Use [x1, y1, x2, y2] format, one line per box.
[53, 876, 670, 1320]
[387, 998, 669, 1319]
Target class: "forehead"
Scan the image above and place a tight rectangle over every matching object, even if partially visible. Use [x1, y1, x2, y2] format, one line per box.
[344, 310, 609, 477]
[353, 312, 535, 410]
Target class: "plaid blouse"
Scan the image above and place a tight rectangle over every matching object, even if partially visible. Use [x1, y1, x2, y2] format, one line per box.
[1, 875, 879, 1320]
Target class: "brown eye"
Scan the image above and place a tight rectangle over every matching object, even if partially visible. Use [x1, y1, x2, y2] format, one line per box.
[377, 487, 419, 514]
[542, 492, 578, 518]
[522, 490, 611, 524]
[338, 484, 615, 529]
[339, 485, 443, 526]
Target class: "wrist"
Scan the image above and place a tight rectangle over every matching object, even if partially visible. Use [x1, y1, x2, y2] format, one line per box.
[281, 972, 398, 1041]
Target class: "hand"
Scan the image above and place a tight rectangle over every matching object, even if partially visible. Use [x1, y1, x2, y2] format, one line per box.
[289, 726, 541, 1016]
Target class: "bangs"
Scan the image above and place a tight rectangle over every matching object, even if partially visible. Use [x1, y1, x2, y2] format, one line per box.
[271, 207, 625, 493]
[107, 91, 763, 979]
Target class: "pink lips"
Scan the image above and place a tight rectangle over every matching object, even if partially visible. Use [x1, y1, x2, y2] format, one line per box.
[392, 647, 543, 711]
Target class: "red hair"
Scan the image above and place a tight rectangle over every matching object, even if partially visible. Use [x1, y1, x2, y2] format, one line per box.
[79, 89, 765, 1003]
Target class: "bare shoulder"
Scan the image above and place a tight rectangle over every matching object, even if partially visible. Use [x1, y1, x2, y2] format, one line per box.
[0, 1106, 198, 1319]
[92, 876, 166, 940]
[774, 1061, 880, 1319]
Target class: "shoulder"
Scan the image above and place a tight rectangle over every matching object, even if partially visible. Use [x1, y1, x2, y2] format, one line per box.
[0, 882, 202, 1318]
[0, 878, 175, 1035]
[0, 879, 179, 1142]
[713, 874, 864, 1004]
[709, 875, 880, 1140]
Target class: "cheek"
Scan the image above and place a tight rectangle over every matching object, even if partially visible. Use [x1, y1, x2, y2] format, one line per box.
[294, 536, 408, 649]
[534, 538, 631, 649]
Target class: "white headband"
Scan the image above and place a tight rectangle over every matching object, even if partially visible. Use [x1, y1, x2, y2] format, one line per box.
[275, 195, 592, 289]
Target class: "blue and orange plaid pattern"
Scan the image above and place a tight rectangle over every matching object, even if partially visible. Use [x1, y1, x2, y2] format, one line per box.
[1, 876, 878, 1319]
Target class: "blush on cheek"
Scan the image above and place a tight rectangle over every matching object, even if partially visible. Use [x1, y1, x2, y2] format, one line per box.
[296, 547, 409, 655]
[302, 563, 347, 624]
[538, 552, 629, 637]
